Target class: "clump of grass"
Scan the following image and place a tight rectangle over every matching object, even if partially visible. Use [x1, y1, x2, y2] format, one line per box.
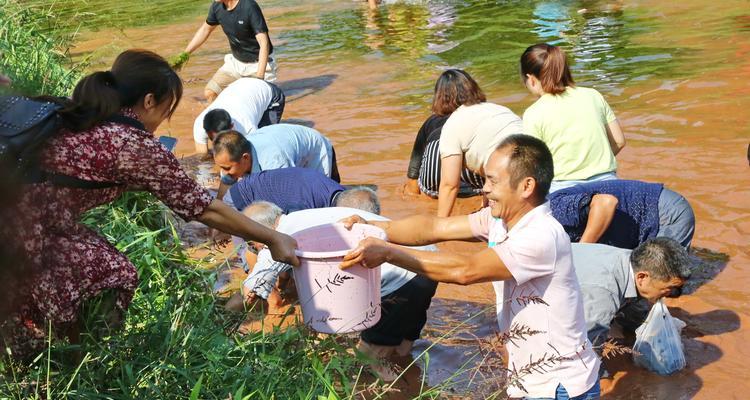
[0, 0, 85, 96]
[0, 193, 375, 398]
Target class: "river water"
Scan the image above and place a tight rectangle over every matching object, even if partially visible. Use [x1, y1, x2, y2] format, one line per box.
[72, 0, 749, 398]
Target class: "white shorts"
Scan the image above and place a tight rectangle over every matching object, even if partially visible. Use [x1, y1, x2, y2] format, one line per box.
[206, 53, 278, 95]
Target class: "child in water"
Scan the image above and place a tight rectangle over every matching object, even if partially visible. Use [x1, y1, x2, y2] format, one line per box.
[520, 43, 626, 193]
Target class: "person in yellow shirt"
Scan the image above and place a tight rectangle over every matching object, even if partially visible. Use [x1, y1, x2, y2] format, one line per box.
[520, 43, 626, 193]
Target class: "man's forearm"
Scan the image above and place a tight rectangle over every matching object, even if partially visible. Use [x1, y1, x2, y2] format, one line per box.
[255, 33, 270, 79]
[385, 244, 474, 285]
[186, 24, 213, 54]
[367, 215, 443, 246]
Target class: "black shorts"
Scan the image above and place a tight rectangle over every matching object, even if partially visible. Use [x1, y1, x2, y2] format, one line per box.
[360, 275, 438, 346]
[258, 82, 286, 128]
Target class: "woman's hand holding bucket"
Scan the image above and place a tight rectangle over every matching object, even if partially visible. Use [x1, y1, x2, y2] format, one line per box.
[268, 232, 300, 267]
[340, 236, 390, 270]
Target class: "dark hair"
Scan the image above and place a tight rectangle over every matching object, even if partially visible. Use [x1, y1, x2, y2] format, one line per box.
[213, 130, 251, 162]
[203, 109, 233, 136]
[55, 49, 182, 132]
[496, 134, 554, 203]
[520, 43, 574, 95]
[631, 238, 691, 282]
[431, 69, 486, 116]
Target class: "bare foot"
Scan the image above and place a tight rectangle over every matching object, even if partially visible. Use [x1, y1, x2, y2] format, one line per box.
[356, 340, 400, 382]
[402, 179, 422, 197]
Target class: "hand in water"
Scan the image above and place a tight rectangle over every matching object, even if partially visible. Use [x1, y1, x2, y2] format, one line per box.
[339, 214, 368, 230]
[268, 232, 299, 267]
[340, 237, 389, 270]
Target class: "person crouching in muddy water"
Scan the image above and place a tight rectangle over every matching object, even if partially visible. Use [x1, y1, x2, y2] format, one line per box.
[424, 70, 523, 217]
[238, 196, 438, 382]
[193, 77, 285, 155]
[341, 135, 601, 399]
[0, 50, 298, 359]
[404, 69, 493, 200]
[183, 0, 277, 102]
[212, 125, 340, 200]
[571, 239, 690, 381]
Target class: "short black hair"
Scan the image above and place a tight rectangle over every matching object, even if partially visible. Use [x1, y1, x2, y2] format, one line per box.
[213, 130, 251, 162]
[203, 108, 232, 135]
[495, 134, 554, 203]
[631, 237, 691, 281]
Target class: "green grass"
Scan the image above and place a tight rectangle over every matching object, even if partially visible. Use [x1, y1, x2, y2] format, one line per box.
[0, 0, 85, 96]
[0, 3, 449, 397]
[0, 1, 516, 398]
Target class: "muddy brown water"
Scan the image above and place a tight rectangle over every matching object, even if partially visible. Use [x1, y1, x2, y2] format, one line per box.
[73, 0, 749, 398]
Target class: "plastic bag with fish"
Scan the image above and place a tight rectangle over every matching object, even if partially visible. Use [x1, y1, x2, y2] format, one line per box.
[632, 299, 686, 375]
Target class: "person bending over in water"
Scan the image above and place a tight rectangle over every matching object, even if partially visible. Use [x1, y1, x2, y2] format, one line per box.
[341, 135, 600, 399]
[572, 239, 690, 379]
[184, 0, 277, 102]
[192, 78, 285, 154]
[520, 43, 626, 193]
[0, 50, 298, 359]
[212, 125, 340, 200]
[430, 70, 523, 217]
[405, 69, 490, 199]
[548, 179, 695, 249]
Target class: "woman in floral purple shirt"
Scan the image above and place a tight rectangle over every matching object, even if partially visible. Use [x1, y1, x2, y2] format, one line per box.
[0, 50, 298, 357]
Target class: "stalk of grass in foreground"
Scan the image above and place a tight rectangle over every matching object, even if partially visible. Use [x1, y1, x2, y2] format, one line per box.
[0, 0, 85, 96]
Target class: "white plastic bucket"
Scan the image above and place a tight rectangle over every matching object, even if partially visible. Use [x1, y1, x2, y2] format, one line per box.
[291, 223, 384, 334]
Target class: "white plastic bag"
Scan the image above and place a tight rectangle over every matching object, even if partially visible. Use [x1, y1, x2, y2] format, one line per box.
[632, 299, 686, 375]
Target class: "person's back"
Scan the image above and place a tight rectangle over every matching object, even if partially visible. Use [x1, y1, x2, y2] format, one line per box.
[523, 86, 617, 181]
[192, 78, 274, 145]
[549, 179, 663, 249]
[571, 243, 634, 338]
[440, 102, 523, 173]
[249, 123, 334, 176]
[227, 167, 344, 213]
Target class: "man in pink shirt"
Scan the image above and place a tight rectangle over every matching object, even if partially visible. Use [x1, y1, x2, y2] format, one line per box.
[341, 134, 600, 399]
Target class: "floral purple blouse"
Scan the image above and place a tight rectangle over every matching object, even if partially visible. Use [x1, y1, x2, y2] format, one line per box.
[1, 109, 212, 357]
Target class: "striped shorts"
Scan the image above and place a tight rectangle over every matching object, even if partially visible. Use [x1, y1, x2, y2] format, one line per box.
[417, 140, 484, 198]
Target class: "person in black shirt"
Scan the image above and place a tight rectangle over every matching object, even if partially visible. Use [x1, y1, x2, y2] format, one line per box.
[184, 0, 276, 102]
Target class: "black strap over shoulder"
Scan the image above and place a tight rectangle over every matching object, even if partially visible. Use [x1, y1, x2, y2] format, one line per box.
[0, 95, 151, 189]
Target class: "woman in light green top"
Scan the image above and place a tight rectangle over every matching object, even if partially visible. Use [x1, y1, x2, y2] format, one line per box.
[520, 43, 626, 192]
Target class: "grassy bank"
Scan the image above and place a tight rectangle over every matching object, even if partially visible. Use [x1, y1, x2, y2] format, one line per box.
[0, 2, 428, 398]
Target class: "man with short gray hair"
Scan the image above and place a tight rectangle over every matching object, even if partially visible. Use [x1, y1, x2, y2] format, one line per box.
[572, 237, 691, 349]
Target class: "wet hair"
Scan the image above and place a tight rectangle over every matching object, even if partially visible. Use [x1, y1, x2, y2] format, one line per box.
[51, 49, 182, 132]
[213, 130, 251, 162]
[631, 237, 692, 282]
[495, 134, 554, 203]
[203, 109, 233, 137]
[243, 201, 284, 228]
[431, 69, 486, 116]
[520, 43, 575, 95]
[333, 187, 381, 215]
